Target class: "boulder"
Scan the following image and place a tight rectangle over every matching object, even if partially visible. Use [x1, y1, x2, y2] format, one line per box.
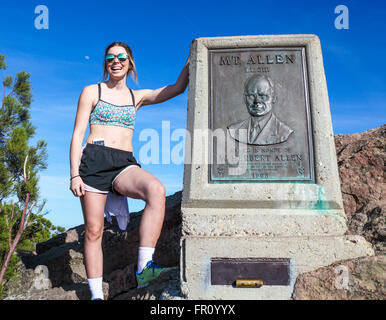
[292, 255, 386, 300]
[334, 125, 385, 219]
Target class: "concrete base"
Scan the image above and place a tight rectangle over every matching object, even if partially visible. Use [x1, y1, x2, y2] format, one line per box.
[180, 235, 374, 300]
[182, 207, 348, 237]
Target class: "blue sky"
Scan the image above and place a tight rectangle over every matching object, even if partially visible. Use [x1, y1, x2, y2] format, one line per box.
[0, 0, 385, 230]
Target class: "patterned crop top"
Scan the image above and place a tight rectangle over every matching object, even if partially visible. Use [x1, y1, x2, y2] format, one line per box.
[89, 83, 136, 130]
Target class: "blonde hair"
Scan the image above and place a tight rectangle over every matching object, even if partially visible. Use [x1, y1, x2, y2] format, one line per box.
[102, 41, 138, 83]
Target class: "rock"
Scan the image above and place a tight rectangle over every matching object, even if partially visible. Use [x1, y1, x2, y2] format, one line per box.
[293, 125, 385, 300]
[336, 125, 386, 254]
[292, 255, 386, 300]
[335, 125, 385, 218]
[35, 225, 84, 255]
[348, 206, 385, 254]
[31, 265, 52, 290]
[4, 191, 182, 300]
[362, 207, 385, 253]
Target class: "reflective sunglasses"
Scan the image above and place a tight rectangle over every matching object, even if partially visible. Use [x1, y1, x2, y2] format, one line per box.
[105, 53, 128, 63]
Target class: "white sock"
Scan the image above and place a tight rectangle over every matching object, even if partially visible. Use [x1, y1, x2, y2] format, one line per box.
[137, 247, 155, 273]
[88, 277, 104, 300]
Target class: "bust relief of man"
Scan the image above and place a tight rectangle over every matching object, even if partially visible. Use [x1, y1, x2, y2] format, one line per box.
[227, 74, 294, 145]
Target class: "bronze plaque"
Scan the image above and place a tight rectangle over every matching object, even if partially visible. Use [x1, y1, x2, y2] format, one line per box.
[209, 47, 314, 183]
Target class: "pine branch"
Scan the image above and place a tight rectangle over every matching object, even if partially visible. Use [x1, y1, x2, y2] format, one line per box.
[1, 87, 16, 113]
[7, 203, 16, 249]
[0, 155, 31, 286]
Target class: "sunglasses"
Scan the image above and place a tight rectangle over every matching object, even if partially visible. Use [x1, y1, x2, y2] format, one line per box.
[105, 53, 128, 63]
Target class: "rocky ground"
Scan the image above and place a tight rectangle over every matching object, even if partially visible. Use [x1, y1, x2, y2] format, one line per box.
[2, 125, 385, 300]
[292, 125, 385, 300]
[3, 191, 184, 300]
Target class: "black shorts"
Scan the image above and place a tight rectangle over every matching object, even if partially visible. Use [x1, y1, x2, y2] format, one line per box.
[79, 143, 141, 195]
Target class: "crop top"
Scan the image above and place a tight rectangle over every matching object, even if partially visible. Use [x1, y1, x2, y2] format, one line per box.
[89, 83, 136, 130]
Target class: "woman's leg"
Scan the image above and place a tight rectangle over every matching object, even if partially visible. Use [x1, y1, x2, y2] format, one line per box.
[113, 166, 167, 286]
[80, 191, 107, 279]
[113, 166, 166, 248]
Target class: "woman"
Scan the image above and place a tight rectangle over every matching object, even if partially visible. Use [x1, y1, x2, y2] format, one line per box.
[69, 41, 189, 300]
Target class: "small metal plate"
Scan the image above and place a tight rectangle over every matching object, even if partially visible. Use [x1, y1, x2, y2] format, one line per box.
[211, 257, 291, 286]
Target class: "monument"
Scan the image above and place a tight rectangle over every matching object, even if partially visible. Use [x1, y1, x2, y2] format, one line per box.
[180, 35, 374, 299]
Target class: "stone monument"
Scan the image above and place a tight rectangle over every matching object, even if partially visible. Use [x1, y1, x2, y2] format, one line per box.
[180, 35, 374, 299]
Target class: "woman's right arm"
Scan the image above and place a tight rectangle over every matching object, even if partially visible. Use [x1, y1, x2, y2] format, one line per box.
[69, 85, 96, 197]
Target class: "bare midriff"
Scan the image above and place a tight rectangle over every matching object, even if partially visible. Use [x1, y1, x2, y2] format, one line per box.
[86, 124, 134, 152]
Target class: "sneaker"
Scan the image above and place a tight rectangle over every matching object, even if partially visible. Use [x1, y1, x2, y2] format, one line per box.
[91, 298, 103, 300]
[136, 260, 169, 288]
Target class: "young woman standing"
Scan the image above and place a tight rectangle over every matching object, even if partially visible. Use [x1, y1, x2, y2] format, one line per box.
[69, 42, 189, 300]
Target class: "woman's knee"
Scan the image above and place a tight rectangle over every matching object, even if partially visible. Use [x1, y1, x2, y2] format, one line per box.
[146, 181, 166, 203]
[85, 224, 104, 242]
